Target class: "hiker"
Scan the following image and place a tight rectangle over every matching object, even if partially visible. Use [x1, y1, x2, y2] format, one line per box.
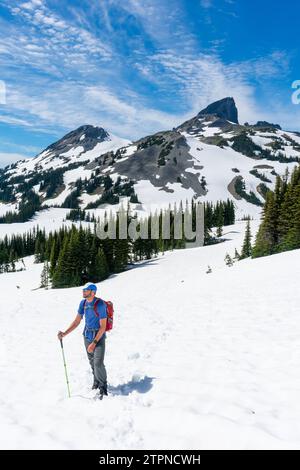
[57, 282, 108, 399]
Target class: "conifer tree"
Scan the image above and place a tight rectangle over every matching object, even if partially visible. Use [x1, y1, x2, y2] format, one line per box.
[224, 253, 234, 266]
[94, 247, 109, 281]
[41, 260, 50, 289]
[52, 233, 73, 288]
[216, 222, 223, 238]
[240, 219, 252, 259]
[233, 248, 240, 261]
[253, 190, 279, 257]
[49, 238, 58, 278]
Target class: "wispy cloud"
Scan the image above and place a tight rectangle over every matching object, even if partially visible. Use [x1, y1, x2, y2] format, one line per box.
[9, 0, 112, 59]
[0, 0, 112, 89]
[0, 114, 31, 126]
[144, 49, 291, 124]
[3, 80, 178, 140]
[0, 0, 298, 158]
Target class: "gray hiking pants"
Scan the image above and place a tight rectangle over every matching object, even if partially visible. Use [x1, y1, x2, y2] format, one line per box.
[84, 335, 107, 388]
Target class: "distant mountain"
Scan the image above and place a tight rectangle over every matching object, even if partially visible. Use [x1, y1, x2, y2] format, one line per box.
[1, 97, 300, 220]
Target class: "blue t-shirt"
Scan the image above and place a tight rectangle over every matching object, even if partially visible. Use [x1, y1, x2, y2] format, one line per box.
[78, 297, 107, 342]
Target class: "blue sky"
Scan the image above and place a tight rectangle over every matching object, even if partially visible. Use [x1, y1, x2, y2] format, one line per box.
[0, 0, 299, 167]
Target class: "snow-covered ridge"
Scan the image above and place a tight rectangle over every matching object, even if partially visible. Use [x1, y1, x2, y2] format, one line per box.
[5, 132, 130, 177]
[1, 98, 300, 220]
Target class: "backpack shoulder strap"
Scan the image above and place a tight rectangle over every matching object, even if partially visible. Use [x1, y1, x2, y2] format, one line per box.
[93, 297, 101, 317]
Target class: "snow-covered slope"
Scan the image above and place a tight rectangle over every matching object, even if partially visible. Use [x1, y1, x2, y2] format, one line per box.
[1, 220, 300, 449]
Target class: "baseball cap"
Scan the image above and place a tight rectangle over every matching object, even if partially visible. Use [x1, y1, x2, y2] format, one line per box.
[82, 282, 97, 292]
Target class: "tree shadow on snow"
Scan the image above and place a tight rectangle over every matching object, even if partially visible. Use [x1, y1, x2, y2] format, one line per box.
[108, 376, 155, 396]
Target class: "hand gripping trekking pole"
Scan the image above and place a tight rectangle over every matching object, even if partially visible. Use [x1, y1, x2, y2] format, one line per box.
[59, 338, 71, 398]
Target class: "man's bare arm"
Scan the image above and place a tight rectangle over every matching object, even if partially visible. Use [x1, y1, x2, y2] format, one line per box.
[58, 314, 82, 339]
[94, 318, 107, 343]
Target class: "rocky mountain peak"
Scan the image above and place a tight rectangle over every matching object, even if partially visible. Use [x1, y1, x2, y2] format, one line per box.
[198, 97, 239, 124]
[40, 125, 110, 158]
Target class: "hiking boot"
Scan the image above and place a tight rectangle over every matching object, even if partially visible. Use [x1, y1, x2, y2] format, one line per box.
[92, 378, 100, 390]
[98, 385, 108, 399]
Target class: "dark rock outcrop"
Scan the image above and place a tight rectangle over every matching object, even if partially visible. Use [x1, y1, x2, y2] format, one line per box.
[198, 97, 239, 124]
[253, 121, 281, 130]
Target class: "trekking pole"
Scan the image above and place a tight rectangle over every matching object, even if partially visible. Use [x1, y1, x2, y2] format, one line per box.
[59, 338, 71, 398]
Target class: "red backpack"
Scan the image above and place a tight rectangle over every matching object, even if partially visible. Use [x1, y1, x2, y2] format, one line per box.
[84, 297, 114, 332]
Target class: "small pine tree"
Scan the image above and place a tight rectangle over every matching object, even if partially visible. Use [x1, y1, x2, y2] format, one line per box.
[41, 260, 50, 289]
[224, 253, 234, 267]
[240, 219, 252, 259]
[216, 223, 223, 237]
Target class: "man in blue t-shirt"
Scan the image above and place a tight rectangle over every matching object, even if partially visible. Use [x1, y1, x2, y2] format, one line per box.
[58, 282, 108, 398]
